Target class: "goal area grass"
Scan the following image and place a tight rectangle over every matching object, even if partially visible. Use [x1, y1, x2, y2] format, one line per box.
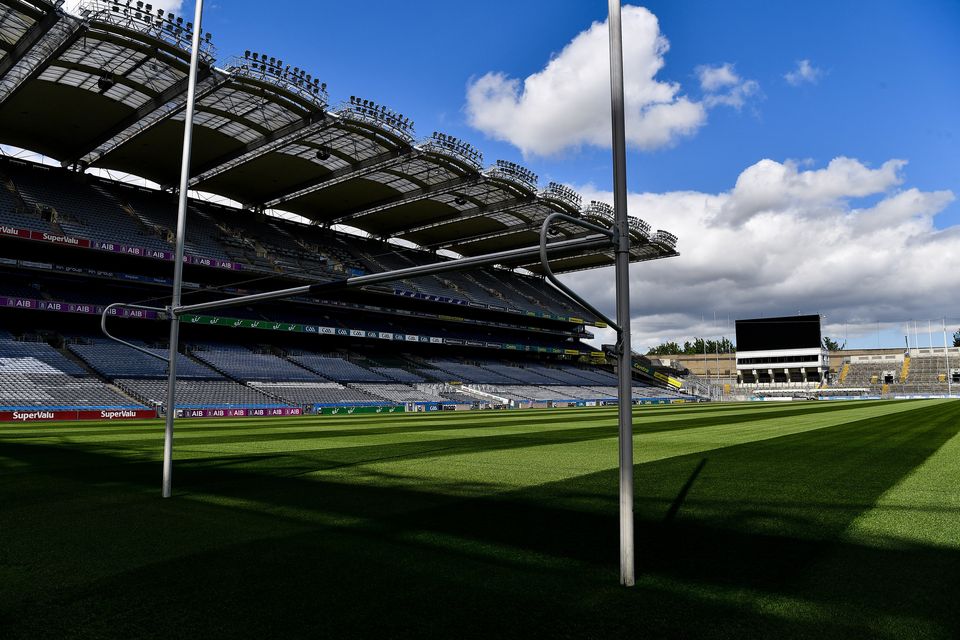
[2, 400, 959, 639]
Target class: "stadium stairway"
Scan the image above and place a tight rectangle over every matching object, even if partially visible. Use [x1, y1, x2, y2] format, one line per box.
[901, 356, 910, 383]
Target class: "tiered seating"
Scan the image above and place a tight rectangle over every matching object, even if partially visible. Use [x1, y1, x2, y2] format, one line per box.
[531, 385, 594, 399]
[7, 164, 168, 251]
[491, 385, 566, 401]
[0, 338, 87, 374]
[0, 337, 144, 409]
[115, 379, 284, 409]
[192, 348, 320, 382]
[0, 161, 606, 320]
[426, 359, 523, 384]
[0, 372, 139, 408]
[439, 390, 480, 404]
[118, 189, 233, 262]
[834, 361, 891, 388]
[0, 173, 52, 232]
[352, 383, 446, 403]
[247, 382, 386, 405]
[69, 343, 219, 379]
[567, 367, 619, 385]
[495, 272, 574, 316]
[288, 354, 387, 382]
[896, 353, 960, 393]
[459, 271, 522, 310]
[531, 365, 602, 385]
[200, 205, 333, 276]
[370, 367, 427, 383]
[480, 363, 560, 385]
[0, 281, 43, 298]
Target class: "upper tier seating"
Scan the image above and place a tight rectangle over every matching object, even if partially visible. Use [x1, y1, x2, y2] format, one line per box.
[288, 354, 388, 382]
[117, 189, 233, 262]
[6, 164, 169, 251]
[0, 174, 52, 233]
[0, 160, 602, 322]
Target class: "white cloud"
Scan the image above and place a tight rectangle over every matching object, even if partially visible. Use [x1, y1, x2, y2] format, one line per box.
[785, 59, 822, 86]
[561, 157, 957, 350]
[63, 1, 183, 16]
[696, 63, 740, 92]
[696, 63, 759, 109]
[465, 6, 706, 156]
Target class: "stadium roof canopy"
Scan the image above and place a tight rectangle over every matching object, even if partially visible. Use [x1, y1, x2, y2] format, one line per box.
[0, 0, 679, 273]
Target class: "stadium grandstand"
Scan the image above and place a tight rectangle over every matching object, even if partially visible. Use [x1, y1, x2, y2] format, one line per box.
[0, 0, 690, 421]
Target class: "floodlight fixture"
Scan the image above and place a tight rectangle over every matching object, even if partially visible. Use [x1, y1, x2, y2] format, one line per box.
[454, 196, 467, 205]
[582, 200, 615, 228]
[488, 159, 538, 192]
[315, 148, 331, 161]
[627, 216, 651, 240]
[342, 95, 415, 137]
[422, 131, 483, 170]
[542, 182, 582, 211]
[652, 230, 678, 251]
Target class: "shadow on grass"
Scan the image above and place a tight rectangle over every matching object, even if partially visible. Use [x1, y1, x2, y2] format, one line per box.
[1, 402, 958, 639]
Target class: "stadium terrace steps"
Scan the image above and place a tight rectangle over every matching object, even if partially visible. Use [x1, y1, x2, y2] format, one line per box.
[351, 383, 447, 404]
[5, 164, 169, 251]
[288, 354, 389, 383]
[371, 367, 429, 384]
[248, 381, 386, 406]
[0, 337, 148, 409]
[118, 189, 234, 262]
[191, 349, 323, 383]
[115, 379, 288, 409]
[68, 343, 221, 380]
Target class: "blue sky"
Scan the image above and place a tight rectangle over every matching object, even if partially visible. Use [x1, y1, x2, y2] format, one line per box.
[71, 1, 960, 349]
[199, 0, 959, 221]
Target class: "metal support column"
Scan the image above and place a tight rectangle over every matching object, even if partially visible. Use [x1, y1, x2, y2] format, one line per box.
[162, 0, 205, 499]
[607, 0, 635, 587]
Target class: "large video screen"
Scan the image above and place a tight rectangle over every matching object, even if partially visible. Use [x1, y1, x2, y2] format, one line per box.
[735, 315, 821, 351]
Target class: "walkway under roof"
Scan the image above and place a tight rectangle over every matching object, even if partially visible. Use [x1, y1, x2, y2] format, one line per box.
[0, 0, 679, 273]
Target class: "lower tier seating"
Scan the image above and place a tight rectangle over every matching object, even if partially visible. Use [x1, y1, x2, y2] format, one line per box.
[116, 379, 286, 409]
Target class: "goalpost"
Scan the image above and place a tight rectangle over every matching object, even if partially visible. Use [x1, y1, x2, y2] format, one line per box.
[100, 0, 639, 587]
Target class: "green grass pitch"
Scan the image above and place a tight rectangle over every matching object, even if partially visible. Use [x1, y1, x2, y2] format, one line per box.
[2, 400, 959, 639]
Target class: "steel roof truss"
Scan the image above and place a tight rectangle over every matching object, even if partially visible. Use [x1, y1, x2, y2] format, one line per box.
[0, 8, 77, 109]
[80, 70, 223, 168]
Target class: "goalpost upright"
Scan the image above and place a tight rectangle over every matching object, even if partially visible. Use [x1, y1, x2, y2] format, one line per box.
[102, 0, 646, 585]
